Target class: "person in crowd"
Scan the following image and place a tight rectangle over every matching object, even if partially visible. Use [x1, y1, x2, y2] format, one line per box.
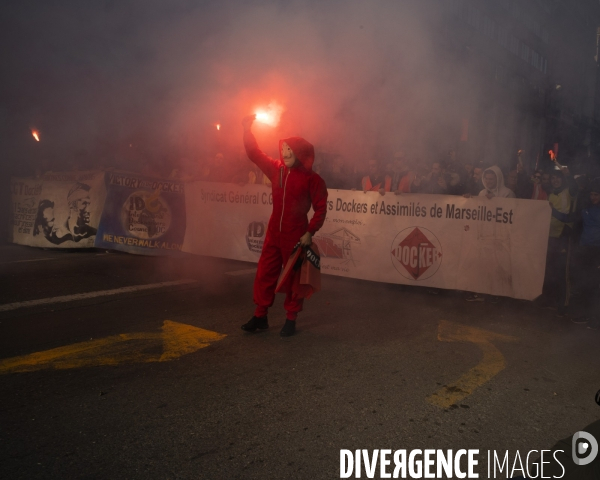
[226, 150, 259, 185]
[197, 157, 213, 182]
[463, 161, 474, 182]
[572, 173, 592, 240]
[506, 166, 528, 199]
[383, 160, 394, 180]
[240, 114, 328, 337]
[177, 157, 201, 182]
[396, 160, 417, 194]
[140, 160, 161, 178]
[445, 161, 466, 195]
[520, 169, 548, 200]
[411, 161, 448, 195]
[259, 169, 273, 186]
[167, 167, 181, 179]
[32, 159, 53, 178]
[361, 159, 392, 195]
[543, 163, 578, 313]
[321, 155, 353, 190]
[572, 179, 600, 326]
[463, 166, 514, 302]
[541, 171, 552, 194]
[463, 164, 484, 197]
[574, 173, 589, 193]
[445, 150, 464, 183]
[389, 154, 409, 193]
[478, 166, 516, 199]
[313, 156, 324, 176]
[244, 156, 262, 185]
[208, 153, 228, 182]
[548, 167, 577, 238]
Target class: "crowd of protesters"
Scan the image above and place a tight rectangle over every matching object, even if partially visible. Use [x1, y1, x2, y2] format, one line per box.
[175, 147, 599, 326]
[27, 146, 600, 326]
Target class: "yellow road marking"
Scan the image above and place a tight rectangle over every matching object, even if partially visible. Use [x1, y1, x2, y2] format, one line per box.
[427, 320, 518, 408]
[0, 321, 226, 374]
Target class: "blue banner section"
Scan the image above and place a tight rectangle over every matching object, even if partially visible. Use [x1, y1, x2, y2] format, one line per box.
[95, 171, 186, 255]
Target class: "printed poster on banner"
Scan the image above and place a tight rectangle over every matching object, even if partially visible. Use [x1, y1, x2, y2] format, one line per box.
[95, 171, 186, 255]
[10, 171, 106, 248]
[313, 190, 551, 300]
[182, 181, 273, 263]
[182, 183, 552, 300]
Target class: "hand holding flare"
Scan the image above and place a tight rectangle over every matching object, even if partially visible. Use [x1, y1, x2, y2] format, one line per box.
[549, 149, 569, 174]
[253, 101, 283, 127]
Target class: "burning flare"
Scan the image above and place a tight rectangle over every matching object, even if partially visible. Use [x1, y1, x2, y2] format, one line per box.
[254, 102, 284, 127]
[31, 130, 40, 142]
[216, 123, 221, 131]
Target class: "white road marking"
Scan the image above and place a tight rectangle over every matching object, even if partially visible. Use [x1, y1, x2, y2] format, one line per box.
[2, 258, 56, 265]
[224, 268, 257, 276]
[0, 279, 198, 312]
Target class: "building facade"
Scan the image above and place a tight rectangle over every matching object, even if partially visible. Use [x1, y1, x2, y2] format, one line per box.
[440, 0, 600, 171]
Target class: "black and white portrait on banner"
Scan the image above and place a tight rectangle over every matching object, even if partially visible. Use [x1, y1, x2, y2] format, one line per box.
[10, 171, 106, 248]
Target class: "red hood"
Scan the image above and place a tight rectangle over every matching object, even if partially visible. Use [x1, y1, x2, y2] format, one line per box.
[280, 137, 314, 171]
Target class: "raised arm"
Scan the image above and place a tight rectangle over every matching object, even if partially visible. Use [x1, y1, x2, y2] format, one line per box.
[242, 115, 278, 181]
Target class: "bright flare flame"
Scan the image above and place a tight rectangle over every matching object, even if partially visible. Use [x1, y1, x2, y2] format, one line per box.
[32, 130, 40, 142]
[254, 102, 284, 127]
[216, 123, 221, 131]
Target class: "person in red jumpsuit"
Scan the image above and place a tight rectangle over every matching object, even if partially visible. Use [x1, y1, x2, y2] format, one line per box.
[240, 114, 328, 337]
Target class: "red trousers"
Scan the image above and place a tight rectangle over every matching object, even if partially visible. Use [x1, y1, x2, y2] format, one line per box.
[253, 230, 303, 320]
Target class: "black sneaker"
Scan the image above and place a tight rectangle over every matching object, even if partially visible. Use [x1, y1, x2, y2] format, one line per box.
[241, 316, 268, 332]
[280, 319, 296, 337]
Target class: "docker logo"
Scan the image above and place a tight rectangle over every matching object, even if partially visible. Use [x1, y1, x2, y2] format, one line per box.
[390, 227, 443, 281]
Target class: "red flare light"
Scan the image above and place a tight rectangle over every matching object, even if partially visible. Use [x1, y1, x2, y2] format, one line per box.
[32, 130, 40, 142]
[216, 123, 221, 131]
[254, 102, 284, 127]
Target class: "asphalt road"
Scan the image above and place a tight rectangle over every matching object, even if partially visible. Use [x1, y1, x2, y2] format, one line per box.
[0, 244, 598, 479]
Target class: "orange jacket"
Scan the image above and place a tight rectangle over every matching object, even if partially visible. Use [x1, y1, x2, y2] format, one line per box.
[362, 175, 392, 192]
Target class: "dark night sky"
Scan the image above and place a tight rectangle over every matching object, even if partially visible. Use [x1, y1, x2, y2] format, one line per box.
[1, 1, 475, 173]
[31, 0, 600, 189]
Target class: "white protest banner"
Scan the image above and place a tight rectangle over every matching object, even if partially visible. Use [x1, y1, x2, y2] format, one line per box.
[10, 171, 106, 248]
[183, 182, 551, 300]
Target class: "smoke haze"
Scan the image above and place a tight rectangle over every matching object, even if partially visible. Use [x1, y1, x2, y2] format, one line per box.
[1, 1, 499, 173]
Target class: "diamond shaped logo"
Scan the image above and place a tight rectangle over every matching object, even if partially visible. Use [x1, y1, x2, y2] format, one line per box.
[391, 227, 443, 280]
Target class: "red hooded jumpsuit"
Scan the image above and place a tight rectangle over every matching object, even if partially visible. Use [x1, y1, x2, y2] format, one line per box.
[244, 130, 328, 320]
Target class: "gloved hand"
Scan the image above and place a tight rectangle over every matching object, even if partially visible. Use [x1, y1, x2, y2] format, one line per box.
[242, 114, 256, 131]
[299, 232, 312, 247]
